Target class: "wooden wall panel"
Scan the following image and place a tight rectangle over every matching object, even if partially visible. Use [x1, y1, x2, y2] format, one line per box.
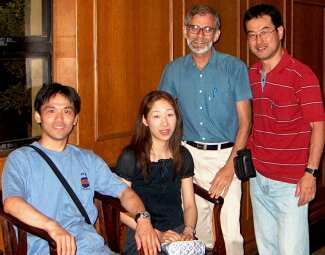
[172, 0, 185, 59]
[292, 2, 324, 87]
[214, 1, 241, 56]
[78, 0, 171, 164]
[289, 0, 325, 227]
[53, 0, 78, 144]
[77, 0, 94, 150]
[96, 0, 170, 140]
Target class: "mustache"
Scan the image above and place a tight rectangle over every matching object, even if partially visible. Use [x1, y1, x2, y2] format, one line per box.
[188, 39, 211, 44]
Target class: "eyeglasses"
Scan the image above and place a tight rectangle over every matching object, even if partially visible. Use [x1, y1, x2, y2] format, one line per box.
[186, 24, 216, 35]
[247, 28, 276, 41]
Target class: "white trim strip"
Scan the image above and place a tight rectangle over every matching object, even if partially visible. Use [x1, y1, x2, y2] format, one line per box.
[253, 143, 309, 151]
[253, 157, 306, 166]
[254, 128, 311, 136]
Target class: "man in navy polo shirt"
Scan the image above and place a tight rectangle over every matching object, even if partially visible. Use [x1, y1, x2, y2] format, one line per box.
[159, 4, 252, 255]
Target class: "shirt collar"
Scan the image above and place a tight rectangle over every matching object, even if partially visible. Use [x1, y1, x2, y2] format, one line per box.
[253, 49, 291, 75]
[184, 47, 219, 69]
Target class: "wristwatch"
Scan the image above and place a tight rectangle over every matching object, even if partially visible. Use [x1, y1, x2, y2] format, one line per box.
[305, 167, 320, 177]
[135, 211, 151, 222]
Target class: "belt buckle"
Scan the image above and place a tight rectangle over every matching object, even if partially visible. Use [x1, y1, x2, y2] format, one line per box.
[196, 143, 204, 150]
[196, 143, 208, 150]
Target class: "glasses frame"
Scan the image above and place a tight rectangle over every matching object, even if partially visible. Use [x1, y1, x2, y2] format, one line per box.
[186, 24, 216, 35]
[247, 27, 277, 42]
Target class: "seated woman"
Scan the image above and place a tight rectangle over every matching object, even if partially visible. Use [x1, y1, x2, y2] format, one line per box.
[115, 90, 197, 255]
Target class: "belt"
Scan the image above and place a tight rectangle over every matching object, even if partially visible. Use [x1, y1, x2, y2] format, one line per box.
[185, 141, 234, 151]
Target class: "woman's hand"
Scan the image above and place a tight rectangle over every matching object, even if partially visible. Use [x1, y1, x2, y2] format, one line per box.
[155, 229, 182, 243]
[181, 226, 195, 241]
[181, 233, 194, 241]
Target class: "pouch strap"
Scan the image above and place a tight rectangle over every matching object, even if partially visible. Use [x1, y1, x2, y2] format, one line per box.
[26, 144, 91, 224]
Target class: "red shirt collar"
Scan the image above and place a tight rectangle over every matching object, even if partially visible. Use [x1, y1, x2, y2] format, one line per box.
[253, 49, 292, 75]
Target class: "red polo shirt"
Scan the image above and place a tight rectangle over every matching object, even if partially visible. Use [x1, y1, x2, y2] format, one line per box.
[248, 51, 325, 183]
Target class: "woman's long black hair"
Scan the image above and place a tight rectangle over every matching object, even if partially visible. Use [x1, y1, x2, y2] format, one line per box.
[130, 90, 183, 179]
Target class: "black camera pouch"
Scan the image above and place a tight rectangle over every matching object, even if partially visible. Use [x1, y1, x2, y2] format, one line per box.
[233, 148, 256, 180]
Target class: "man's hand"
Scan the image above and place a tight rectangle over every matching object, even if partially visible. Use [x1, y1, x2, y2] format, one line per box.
[155, 229, 183, 243]
[44, 220, 76, 255]
[295, 173, 316, 206]
[209, 162, 234, 198]
[208, 99, 251, 199]
[135, 218, 160, 255]
[3, 197, 76, 255]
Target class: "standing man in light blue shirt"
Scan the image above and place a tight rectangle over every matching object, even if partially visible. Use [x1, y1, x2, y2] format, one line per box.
[2, 83, 160, 255]
[159, 5, 252, 255]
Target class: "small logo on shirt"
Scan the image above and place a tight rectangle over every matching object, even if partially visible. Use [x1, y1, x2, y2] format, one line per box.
[80, 172, 90, 189]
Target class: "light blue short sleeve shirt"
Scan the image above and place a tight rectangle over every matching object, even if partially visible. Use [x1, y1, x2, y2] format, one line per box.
[159, 48, 252, 143]
[2, 142, 127, 255]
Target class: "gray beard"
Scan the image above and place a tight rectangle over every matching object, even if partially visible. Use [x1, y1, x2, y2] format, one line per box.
[186, 39, 213, 54]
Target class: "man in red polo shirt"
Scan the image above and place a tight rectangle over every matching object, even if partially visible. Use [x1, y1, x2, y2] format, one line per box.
[244, 4, 325, 255]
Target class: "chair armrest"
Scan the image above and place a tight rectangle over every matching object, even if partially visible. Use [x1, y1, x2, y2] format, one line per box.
[193, 183, 224, 205]
[0, 192, 127, 255]
[94, 192, 126, 212]
[0, 195, 57, 255]
[94, 192, 126, 253]
[0, 211, 56, 246]
[193, 183, 226, 255]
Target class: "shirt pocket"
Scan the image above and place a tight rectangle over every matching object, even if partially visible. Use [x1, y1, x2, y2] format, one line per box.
[269, 89, 301, 123]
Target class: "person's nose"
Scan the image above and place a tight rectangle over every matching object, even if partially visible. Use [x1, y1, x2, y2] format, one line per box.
[255, 33, 263, 44]
[55, 111, 64, 121]
[197, 28, 205, 38]
[161, 116, 168, 126]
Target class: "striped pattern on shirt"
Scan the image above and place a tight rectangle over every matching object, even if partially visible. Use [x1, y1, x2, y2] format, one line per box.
[248, 51, 325, 183]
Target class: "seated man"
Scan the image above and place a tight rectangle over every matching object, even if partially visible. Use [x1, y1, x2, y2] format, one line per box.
[2, 83, 160, 255]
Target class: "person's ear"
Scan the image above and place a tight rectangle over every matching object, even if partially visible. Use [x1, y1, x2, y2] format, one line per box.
[73, 115, 79, 126]
[142, 115, 148, 126]
[277, 26, 284, 41]
[183, 25, 188, 39]
[213, 29, 221, 43]
[34, 111, 41, 124]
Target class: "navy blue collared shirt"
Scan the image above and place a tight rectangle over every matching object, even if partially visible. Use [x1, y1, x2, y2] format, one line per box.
[159, 48, 252, 143]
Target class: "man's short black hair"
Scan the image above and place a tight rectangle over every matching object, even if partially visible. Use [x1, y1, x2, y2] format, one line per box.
[243, 4, 283, 33]
[34, 83, 81, 114]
